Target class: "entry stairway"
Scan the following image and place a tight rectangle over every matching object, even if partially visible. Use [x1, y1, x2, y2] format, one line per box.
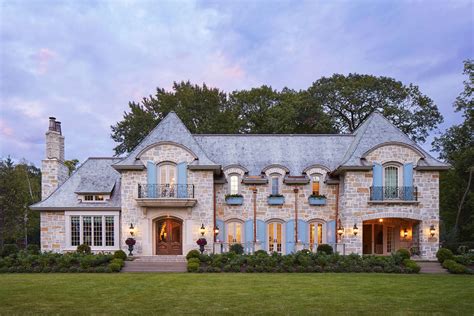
[121, 255, 187, 272]
[416, 261, 448, 274]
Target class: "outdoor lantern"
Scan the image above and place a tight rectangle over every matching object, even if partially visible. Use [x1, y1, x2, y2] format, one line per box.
[199, 223, 206, 236]
[337, 225, 344, 237]
[353, 224, 359, 236]
[404, 228, 408, 238]
[430, 225, 436, 237]
[129, 223, 135, 236]
[214, 226, 220, 236]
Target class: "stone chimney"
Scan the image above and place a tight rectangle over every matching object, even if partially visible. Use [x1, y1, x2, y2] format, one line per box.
[41, 117, 69, 199]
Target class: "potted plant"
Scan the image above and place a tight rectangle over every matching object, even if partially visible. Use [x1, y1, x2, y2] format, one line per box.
[197, 237, 207, 254]
[225, 194, 244, 205]
[308, 194, 327, 205]
[125, 238, 136, 256]
[267, 194, 285, 205]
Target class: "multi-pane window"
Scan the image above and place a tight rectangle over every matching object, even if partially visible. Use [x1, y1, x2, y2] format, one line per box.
[268, 222, 283, 253]
[227, 221, 242, 244]
[84, 195, 94, 201]
[309, 222, 324, 250]
[105, 216, 115, 246]
[68, 215, 116, 248]
[71, 216, 80, 246]
[384, 166, 399, 199]
[271, 176, 280, 195]
[159, 164, 176, 185]
[83, 195, 106, 202]
[387, 227, 393, 253]
[229, 175, 239, 195]
[311, 175, 321, 195]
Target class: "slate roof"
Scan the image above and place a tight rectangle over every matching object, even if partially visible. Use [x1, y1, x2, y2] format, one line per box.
[194, 134, 354, 175]
[30, 158, 121, 210]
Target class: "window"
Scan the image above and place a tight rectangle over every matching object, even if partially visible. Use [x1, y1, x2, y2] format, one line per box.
[229, 175, 239, 195]
[309, 222, 325, 251]
[311, 174, 321, 195]
[268, 222, 283, 254]
[384, 164, 402, 199]
[270, 175, 280, 195]
[226, 221, 243, 244]
[82, 195, 107, 202]
[66, 212, 119, 249]
[84, 195, 94, 201]
[159, 163, 176, 186]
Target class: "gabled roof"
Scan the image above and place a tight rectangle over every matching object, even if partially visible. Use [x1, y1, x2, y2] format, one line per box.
[30, 158, 121, 211]
[337, 112, 449, 170]
[113, 112, 216, 169]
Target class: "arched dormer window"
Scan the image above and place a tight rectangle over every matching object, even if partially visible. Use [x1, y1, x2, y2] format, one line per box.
[270, 173, 281, 195]
[311, 174, 322, 195]
[229, 174, 240, 195]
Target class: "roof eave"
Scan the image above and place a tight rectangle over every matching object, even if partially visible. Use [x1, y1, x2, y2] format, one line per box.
[112, 165, 145, 171]
[414, 165, 451, 171]
[30, 206, 122, 211]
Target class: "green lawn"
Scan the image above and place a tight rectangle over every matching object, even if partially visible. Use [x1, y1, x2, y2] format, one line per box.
[0, 273, 473, 315]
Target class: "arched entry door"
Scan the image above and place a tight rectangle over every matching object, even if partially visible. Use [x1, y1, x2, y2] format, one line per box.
[155, 218, 182, 255]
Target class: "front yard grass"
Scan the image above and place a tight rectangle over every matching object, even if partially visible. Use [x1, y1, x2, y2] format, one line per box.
[0, 273, 473, 315]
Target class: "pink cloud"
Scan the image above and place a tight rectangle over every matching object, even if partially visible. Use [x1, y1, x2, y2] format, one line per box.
[34, 48, 57, 74]
[0, 119, 14, 137]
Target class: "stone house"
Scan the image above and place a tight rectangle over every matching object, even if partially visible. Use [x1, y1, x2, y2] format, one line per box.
[31, 112, 449, 259]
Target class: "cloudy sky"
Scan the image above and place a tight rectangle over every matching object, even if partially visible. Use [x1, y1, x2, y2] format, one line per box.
[0, 0, 472, 165]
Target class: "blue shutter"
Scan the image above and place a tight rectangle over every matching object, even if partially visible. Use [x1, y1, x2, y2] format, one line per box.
[177, 162, 188, 198]
[326, 220, 336, 245]
[372, 163, 383, 200]
[403, 163, 414, 200]
[256, 220, 266, 252]
[216, 219, 225, 243]
[297, 219, 308, 249]
[146, 161, 156, 198]
[244, 220, 253, 253]
[285, 220, 295, 254]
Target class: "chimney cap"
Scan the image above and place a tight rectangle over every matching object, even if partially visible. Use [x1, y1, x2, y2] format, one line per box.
[49, 117, 56, 120]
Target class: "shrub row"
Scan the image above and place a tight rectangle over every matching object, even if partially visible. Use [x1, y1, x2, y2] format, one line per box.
[0, 247, 127, 273]
[186, 249, 420, 273]
[436, 248, 473, 274]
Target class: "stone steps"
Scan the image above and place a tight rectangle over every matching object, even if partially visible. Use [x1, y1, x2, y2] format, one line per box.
[416, 261, 448, 274]
[133, 255, 187, 263]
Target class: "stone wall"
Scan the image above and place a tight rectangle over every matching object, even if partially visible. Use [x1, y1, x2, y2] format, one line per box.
[40, 211, 65, 252]
[41, 159, 69, 199]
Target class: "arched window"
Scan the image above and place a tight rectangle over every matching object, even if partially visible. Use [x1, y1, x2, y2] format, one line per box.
[158, 163, 176, 197]
[270, 174, 281, 195]
[226, 221, 243, 244]
[308, 221, 325, 251]
[311, 174, 322, 195]
[267, 221, 284, 254]
[383, 163, 402, 199]
[229, 174, 240, 195]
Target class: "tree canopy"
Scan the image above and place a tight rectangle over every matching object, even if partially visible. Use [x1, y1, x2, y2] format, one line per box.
[111, 75, 442, 155]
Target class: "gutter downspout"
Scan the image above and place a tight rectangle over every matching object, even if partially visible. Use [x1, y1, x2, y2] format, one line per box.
[294, 188, 299, 245]
[335, 183, 340, 244]
[213, 183, 217, 243]
[251, 187, 257, 246]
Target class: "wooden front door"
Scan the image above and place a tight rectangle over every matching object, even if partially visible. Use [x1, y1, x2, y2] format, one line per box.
[155, 218, 182, 255]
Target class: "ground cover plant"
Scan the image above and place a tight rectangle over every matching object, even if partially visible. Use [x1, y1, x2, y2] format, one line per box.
[0, 273, 472, 315]
[436, 248, 474, 274]
[186, 248, 421, 273]
[0, 244, 126, 273]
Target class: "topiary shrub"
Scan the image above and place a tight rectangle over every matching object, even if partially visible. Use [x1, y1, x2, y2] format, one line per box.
[187, 261, 200, 272]
[186, 249, 201, 261]
[396, 248, 411, 260]
[110, 258, 125, 268]
[76, 244, 91, 254]
[436, 248, 454, 263]
[26, 244, 40, 255]
[113, 250, 127, 260]
[317, 244, 333, 255]
[229, 243, 244, 255]
[403, 259, 420, 273]
[1, 244, 19, 257]
[442, 259, 467, 274]
[108, 262, 121, 272]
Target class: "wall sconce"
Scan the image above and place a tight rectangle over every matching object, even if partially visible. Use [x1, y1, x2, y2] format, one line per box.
[337, 224, 344, 237]
[403, 228, 408, 239]
[378, 218, 383, 223]
[430, 225, 436, 237]
[199, 224, 206, 236]
[353, 224, 359, 236]
[129, 223, 135, 236]
[214, 226, 220, 236]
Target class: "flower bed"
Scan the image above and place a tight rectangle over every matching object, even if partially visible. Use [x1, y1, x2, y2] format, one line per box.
[0, 245, 126, 273]
[186, 249, 421, 273]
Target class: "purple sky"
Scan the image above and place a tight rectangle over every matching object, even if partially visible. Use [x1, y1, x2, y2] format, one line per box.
[1, 0, 472, 165]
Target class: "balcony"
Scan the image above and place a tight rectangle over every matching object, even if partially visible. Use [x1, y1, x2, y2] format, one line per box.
[136, 184, 196, 208]
[369, 186, 419, 205]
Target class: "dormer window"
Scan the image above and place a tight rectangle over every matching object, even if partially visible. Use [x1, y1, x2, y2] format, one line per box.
[229, 174, 240, 195]
[81, 195, 108, 202]
[270, 174, 281, 195]
[311, 174, 321, 195]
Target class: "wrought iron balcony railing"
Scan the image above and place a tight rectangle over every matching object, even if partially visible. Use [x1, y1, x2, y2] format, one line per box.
[138, 184, 194, 199]
[370, 186, 417, 201]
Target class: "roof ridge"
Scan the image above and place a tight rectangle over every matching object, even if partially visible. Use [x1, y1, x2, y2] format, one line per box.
[193, 134, 353, 137]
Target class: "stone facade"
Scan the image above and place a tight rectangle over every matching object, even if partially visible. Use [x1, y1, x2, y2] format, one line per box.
[41, 159, 69, 199]
[40, 212, 65, 252]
